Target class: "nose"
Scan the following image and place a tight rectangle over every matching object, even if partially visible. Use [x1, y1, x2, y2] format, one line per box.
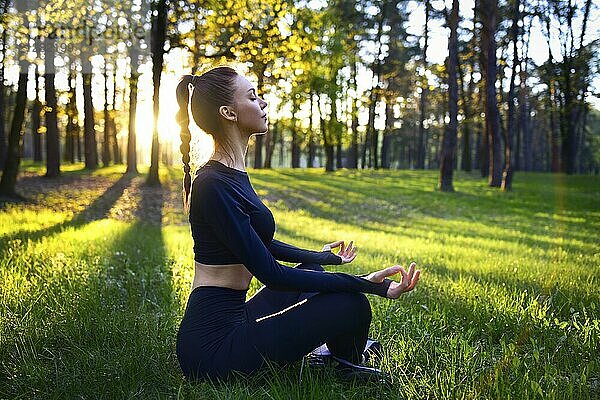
[259, 97, 267, 109]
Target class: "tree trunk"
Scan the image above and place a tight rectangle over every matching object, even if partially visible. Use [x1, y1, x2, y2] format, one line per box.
[102, 61, 111, 167]
[319, 95, 334, 172]
[308, 93, 316, 167]
[44, 36, 60, 178]
[0, 68, 28, 198]
[439, 0, 459, 192]
[65, 66, 78, 164]
[381, 100, 394, 169]
[127, 71, 139, 174]
[417, 0, 430, 169]
[291, 98, 300, 168]
[0, 25, 6, 170]
[332, 92, 343, 169]
[458, 58, 472, 171]
[111, 67, 120, 164]
[502, 0, 520, 191]
[519, 50, 531, 172]
[264, 120, 276, 168]
[365, 93, 376, 169]
[32, 66, 42, 162]
[82, 48, 98, 169]
[262, 126, 272, 168]
[480, 0, 502, 186]
[254, 66, 266, 169]
[279, 121, 285, 167]
[148, 0, 168, 185]
[349, 60, 359, 169]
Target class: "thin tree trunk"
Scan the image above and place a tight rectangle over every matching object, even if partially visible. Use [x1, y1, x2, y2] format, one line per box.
[349, 59, 359, 169]
[44, 36, 60, 178]
[66, 66, 77, 163]
[279, 120, 285, 167]
[127, 71, 139, 174]
[332, 90, 343, 169]
[502, 0, 520, 191]
[32, 65, 42, 162]
[366, 8, 385, 170]
[71, 68, 82, 163]
[0, 22, 6, 170]
[82, 48, 98, 169]
[319, 95, 334, 172]
[263, 125, 272, 168]
[439, 0, 459, 192]
[291, 98, 300, 168]
[148, 0, 168, 185]
[111, 67, 120, 164]
[518, 15, 532, 172]
[417, 0, 430, 169]
[458, 59, 472, 171]
[264, 120, 276, 168]
[480, 0, 502, 186]
[308, 93, 317, 167]
[102, 61, 111, 167]
[0, 66, 28, 198]
[381, 100, 394, 169]
[254, 65, 266, 169]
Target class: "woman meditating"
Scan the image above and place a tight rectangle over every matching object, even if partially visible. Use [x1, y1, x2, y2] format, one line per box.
[175, 66, 421, 383]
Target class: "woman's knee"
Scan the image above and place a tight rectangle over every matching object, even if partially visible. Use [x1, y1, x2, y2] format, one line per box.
[330, 292, 372, 325]
[295, 262, 325, 272]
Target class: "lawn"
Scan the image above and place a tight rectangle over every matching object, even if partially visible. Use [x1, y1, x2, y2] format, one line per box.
[1, 162, 598, 399]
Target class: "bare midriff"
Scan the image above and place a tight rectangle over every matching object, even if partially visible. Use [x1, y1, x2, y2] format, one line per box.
[192, 261, 254, 291]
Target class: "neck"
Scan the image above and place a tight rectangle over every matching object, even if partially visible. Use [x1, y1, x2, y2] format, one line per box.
[211, 127, 250, 171]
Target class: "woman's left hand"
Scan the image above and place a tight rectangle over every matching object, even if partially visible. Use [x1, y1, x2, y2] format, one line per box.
[322, 240, 357, 264]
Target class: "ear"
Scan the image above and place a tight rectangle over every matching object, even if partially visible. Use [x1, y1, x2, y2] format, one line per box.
[218, 105, 237, 122]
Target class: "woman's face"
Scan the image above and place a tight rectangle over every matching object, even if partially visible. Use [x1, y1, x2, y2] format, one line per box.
[231, 75, 268, 136]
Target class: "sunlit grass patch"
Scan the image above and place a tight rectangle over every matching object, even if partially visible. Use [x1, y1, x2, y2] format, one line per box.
[1, 164, 598, 398]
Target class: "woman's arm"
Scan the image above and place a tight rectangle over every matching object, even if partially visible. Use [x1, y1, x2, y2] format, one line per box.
[193, 177, 392, 297]
[267, 238, 343, 265]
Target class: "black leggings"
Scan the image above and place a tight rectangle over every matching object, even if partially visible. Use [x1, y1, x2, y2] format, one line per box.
[176, 262, 372, 382]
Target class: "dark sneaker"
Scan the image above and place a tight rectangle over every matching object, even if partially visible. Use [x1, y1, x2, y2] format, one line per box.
[329, 355, 392, 385]
[309, 338, 383, 366]
[362, 339, 383, 365]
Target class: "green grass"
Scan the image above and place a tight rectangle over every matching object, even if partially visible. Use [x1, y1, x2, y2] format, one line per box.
[1, 162, 598, 399]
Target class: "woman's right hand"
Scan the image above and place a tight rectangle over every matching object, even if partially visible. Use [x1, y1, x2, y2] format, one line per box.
[364, 262, 421, 299]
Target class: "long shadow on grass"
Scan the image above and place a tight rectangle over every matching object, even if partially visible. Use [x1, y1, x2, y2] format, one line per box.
[0, 173, 134, 252]
[2, 180, 182, 398]
[265, 181, 596, 258]
[252, 171, 598, 250]
[274, 225, 598, 312]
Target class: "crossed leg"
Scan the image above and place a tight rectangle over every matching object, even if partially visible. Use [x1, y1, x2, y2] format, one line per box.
[205, 262, 374, 380]
[244, 262, 324, 321]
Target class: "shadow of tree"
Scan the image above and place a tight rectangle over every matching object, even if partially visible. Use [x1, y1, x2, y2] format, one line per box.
[0, 173, 135, 252]
[1, 171, 182, 398]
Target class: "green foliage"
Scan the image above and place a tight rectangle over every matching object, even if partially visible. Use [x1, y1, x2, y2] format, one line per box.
[0, 165, 598, 398]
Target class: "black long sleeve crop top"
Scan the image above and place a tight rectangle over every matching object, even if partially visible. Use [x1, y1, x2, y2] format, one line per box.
[188, 159, 392, 298]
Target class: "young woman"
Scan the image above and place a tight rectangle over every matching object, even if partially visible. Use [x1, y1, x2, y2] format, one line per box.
[175, 66, 421, 383]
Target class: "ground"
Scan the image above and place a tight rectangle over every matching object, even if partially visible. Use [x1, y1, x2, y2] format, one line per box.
[1, 162, 598, 399]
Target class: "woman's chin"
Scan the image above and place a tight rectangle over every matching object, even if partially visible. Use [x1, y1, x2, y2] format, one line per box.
[254, 126, 268, 135]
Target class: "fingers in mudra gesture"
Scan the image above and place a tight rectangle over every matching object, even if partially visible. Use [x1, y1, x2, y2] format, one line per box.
[364, 262, 421, 299]
[322, 240, 357, 264]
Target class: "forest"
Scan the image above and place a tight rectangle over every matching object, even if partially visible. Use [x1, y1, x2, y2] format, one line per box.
[1, 1, 600, 398]
[0, 0, 598, 199]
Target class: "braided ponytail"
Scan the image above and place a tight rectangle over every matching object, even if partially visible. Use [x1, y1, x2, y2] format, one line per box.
[176, 66, 240, 214]
[176, 75, 194, 213]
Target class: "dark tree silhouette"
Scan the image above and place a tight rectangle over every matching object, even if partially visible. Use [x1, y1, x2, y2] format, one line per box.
[147, 0, 168, 186]
[480, 0, 502, 186]
[439, 0, 459, 192]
